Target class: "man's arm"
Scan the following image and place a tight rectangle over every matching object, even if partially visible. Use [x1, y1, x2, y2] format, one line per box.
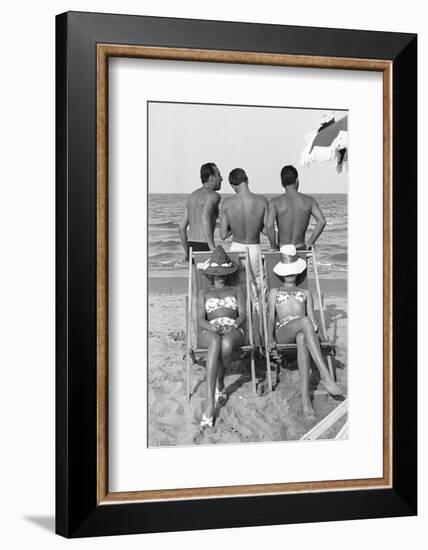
[201, 193, 220, 250]
[219, 201, 232, 240]
[266, 200, 278, 250]
[178, 203, 189, 259]
[307, 198, 326, 247]
[261, 197, 269, 235]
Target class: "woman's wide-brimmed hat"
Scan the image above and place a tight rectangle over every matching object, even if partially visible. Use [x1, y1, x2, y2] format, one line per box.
[273, 244, 307, 276]
[197, 245, 238, 276]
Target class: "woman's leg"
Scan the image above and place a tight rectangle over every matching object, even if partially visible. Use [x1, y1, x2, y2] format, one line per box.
[296, 332, 316, 417]
[277, 317, 342, 394]
[220, 328, 244, 385]
[201, 331, 222, 417]
[216, 361, 226, 393]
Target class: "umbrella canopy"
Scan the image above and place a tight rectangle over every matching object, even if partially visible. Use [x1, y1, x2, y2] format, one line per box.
[300, 114, 348, 173]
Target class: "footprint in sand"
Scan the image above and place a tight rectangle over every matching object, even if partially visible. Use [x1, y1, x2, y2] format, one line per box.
[168, 330, 185, 341]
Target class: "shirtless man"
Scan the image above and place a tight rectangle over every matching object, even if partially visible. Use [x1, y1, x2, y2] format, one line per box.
[220, 168, 268, 292]
[266, 165, 326, 251]
[266, 165, 326, 285]
[179, 162, 222, 261]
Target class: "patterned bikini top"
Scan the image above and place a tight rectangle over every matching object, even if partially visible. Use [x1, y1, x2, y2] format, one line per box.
[276, 287, 306, 305]
[205, 296, 238, 314]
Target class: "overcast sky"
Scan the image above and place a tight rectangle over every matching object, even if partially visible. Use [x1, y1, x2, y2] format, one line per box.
[148, 102, 348, 195]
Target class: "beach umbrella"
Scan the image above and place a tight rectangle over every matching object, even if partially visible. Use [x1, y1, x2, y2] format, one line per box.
[300, 113, 348, 173]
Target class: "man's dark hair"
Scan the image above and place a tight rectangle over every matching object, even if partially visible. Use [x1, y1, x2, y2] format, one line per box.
[280, 165, 299, 187]
[229, 168, 248, 187]
[200, 162, 217, 183]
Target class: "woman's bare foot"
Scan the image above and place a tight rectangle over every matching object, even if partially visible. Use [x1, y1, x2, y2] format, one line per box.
[321, 377, 343, 396]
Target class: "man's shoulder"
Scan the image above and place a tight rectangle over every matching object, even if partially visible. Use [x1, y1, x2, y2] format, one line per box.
[197, 188, 221, 203]
[221, 195, 234, 208]
[188, 187, 204, 202]
[209, 190, 221, 201]
[269, 194, 286, 207]
[299, 192, 317, 203]
[253, 193, 268, 205]
[191, 186, 219, 196]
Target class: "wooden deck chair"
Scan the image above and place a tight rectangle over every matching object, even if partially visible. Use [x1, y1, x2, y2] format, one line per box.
[300, 399, 348, 440]
[260, 246, 336, 380]
[184, 248, 257, 402]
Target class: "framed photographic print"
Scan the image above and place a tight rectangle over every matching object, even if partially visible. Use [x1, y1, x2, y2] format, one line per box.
[56, 11, 417, 538]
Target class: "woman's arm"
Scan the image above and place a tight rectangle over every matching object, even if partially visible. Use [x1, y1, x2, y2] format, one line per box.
[305, 289, 319, 332]
[233, 286, 246, 329]
[267, 288, 277, 347]
[197, 290, 218, 332]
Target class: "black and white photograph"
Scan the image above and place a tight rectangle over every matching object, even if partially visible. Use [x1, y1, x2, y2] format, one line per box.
[0, 0, 420, 545]
[147, 101, 348, 446]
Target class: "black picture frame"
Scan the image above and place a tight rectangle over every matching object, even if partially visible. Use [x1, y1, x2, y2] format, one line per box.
[56, 11, 417, 538]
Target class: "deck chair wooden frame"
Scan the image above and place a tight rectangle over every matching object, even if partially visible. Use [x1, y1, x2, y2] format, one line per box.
[260, 246, 336, 380]
[300, 399, 348, 440]
[185, 247, 257, 402]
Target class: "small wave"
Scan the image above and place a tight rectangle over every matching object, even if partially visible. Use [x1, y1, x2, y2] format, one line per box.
[149, 252, 181, 262]
[149, 239, 181, 249]
[331, 264, 347, 272]
[317, 262, 333, 270]
[324, 228, 347, 235]
[312, 261, 347, 274]
[329, 252, 347, 262]
[326, 217, 347, 226]
[149, 221, 179, 229]
[149, 260, 186, 269]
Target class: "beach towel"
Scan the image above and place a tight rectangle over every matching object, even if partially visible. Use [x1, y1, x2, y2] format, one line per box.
[229, 242, 262, 311]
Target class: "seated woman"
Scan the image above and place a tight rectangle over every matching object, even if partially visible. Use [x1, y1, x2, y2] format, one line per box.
[197, 246, 246, 428]
[267, 244, 343, 418]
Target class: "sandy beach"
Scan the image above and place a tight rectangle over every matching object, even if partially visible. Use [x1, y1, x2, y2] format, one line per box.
[148, 274, 347, 447]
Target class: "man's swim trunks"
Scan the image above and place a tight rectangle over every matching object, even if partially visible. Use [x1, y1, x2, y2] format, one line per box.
[187, 241, 210, 262]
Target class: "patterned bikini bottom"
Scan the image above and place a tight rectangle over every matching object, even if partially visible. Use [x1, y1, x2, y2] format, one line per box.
[275, 315, 303, 332]
[204, 317, 244, 336]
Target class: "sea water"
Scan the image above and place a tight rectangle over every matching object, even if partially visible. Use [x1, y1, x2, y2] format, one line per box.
[148, 193, 347, 276]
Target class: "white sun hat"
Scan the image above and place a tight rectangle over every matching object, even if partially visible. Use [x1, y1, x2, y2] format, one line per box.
[273, 244, 307, 276]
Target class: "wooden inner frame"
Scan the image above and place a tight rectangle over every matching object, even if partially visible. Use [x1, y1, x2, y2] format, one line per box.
[96, 44, 393, 505]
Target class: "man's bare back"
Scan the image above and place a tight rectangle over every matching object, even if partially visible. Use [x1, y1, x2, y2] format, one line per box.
[266, 165, 326, 250]
[269, 192, 321, 248]
[178, 162, 223, 258]
[186, 187, 220, 243]
[220, 192, 268, 244]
